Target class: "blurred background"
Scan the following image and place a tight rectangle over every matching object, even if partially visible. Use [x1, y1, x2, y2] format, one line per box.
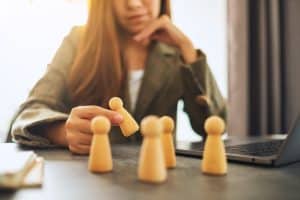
[0, 0, 227, 142]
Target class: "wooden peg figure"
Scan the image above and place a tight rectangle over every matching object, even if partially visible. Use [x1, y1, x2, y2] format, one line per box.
[160, 116, 176, 168]
[138, 116, 167, 183]
[109, 97, 139, 137]
[202, 116, 227, 175]
[88, 116, 113, 173]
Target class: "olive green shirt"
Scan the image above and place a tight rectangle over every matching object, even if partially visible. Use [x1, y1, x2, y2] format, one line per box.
[9, 26, 226, 147]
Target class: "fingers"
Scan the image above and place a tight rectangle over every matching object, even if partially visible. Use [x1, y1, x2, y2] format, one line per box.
[69, 144, 90, 155]
[66, 131, 92, 154]
[66, 118, 92, 134]
[77, 132, 92, 145]
[66, 131, 92, 145]
[134, 15, 170, 42]
[66, 105, 124, 155]
[71, 105, 123, 125]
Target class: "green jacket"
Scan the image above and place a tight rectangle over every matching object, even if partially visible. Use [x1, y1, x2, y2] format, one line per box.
[9, 26, 226, 147]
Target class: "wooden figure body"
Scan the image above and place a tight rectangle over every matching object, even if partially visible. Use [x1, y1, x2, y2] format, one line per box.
[109, 97, 139, 137]
[202, 116, 227, 175]
[88, 116, 113, 173]
[138, 116, 167, 183]
[160, 116, 176, 168]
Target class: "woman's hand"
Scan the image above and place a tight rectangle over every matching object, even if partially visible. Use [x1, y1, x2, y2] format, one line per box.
[65, 106, 123, 154]
[44, 106, 123, 155]
[134, 15, 197, 64]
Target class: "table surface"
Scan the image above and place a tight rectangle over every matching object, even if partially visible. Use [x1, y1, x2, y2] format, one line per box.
[1, 143, 300, 200]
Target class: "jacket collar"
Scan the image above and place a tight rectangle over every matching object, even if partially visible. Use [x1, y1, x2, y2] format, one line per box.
[132, 42, 177, 121]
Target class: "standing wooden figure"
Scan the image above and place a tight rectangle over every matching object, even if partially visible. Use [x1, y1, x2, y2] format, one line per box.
[108, 97, 139, 137]
[138, 116, 167, 183]
[88, 116, 113, 173]
[160, 116, 176, 168]
[202, 116, 227, 175]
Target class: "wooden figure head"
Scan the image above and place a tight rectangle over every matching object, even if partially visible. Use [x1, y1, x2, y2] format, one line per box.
[141, 116, 162, 137]
[109, 97, 123, 110]
[91, 116, 111, 135]
[204, 116, 225, 136]
[160, 116, 174, 134]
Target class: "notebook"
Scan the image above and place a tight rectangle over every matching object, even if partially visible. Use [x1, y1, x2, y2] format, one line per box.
[0, 144, 44, 189]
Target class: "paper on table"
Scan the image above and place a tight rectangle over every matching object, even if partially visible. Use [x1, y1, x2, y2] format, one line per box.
[21, 157, 44, 187]
[0, 146, 44, 189]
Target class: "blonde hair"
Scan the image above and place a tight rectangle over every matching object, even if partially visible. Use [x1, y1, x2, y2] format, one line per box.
[68, 0, 171, 107]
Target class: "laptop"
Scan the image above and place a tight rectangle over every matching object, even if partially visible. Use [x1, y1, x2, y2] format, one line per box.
[175, 114, 300, 166]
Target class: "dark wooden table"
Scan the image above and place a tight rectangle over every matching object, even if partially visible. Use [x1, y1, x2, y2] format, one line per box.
[1, 143, 300, 200]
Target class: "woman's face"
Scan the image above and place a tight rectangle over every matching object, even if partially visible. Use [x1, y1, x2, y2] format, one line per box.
[113, 0, 161, 35]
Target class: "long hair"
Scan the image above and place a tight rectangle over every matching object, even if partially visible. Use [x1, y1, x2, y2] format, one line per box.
[67, 0, 171, 107]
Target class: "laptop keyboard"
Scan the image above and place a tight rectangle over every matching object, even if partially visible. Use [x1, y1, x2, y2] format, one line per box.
[225, 140, 285, 157]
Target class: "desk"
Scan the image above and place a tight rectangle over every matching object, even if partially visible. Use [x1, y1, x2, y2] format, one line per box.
[1, 143, 300, 200]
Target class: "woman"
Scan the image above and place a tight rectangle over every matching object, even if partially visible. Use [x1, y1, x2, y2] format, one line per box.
[10, 0, 226, 154]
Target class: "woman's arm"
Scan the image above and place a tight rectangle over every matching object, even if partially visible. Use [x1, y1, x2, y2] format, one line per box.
[9, 27, 80, 147]
[133, 15, 226, 136]
[29, 121, 67, 147]
[180, 50, 227, 136]
[10, 26, 124, 154]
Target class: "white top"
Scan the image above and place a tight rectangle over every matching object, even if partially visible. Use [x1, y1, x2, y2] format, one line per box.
[128, 69, 144, 111]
